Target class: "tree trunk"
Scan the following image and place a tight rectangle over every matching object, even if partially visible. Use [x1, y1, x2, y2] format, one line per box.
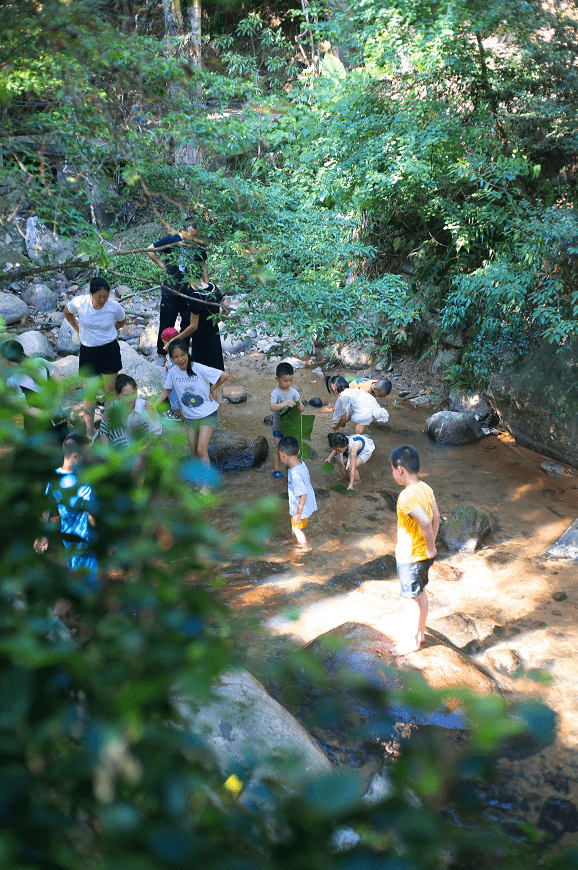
[162, 0, 183, 38]
[187, 0, 201, 68]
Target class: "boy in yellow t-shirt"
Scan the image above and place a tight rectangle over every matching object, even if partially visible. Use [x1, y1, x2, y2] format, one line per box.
[390, 444, 440, 656]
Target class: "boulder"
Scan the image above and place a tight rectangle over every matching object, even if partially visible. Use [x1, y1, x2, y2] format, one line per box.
[56, 319, 80, 355]
[541, 460, 574, 477]
[545, 519, 578, 562]
[18, 330, 55, 359]
[208, 430, 269, 471]
[325, 555, 397, 590]
[0, 291, 28, 325]
[448, 388, 492, 419]
[117, 323, 144, 341]
[138, 319, 159, 356]
[487, 343, 578, 470]
[484, 648, 521, 675]
[222, 386, 249, 404]
[25, 216, 75, 265]
[440, 505, 491, 552]
[221, 332, 253, 356]
[332, 343, 375, 369]
[118, 341, 163, 396]
[53, 356, 79, 379]
[21, 283, 58, 313]
[172, 669, 332, 789]
[426, 410, 484, 445]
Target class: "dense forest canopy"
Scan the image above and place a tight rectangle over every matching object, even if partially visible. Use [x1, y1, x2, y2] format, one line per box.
[0, 2, 578, 869]
[2, 0, 578, 382]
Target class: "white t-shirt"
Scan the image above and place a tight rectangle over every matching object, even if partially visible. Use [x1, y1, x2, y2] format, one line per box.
[6, 357, 55, 395]
[163, 362, 222, 419]
[287, 460, 317, 519]
[270, 385, 301, 432]
[345, 434, 375, 469]
[67, 295, 126, 347]
[333, 389, 389, 425]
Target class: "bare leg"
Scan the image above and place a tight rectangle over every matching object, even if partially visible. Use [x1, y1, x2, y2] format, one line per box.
[185, 426, 199, 457]
[392, 595, 422, 655]
[354, 423, 368, 434]
[83, 398, 96, 439]
[417, 589, 428, 644]
[195, 425, 214, 465]
[291, 524, 307, 546]
[273, 437, 281, 472]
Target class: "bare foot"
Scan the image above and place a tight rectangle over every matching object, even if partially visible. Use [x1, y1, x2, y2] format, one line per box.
[390, 642, 420, 656]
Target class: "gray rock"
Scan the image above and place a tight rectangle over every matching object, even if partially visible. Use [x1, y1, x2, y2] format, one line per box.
[25, 216, 75, 265]
[484, 648, 521, 675]
[487, 343, 578, 470]
[56, 319, 80, 355]
[332, 342, 375, 369]
[208, 430, 269, 471]
[118, 341, 163, 396]
[222, 386, 249, 404]
[53, 356, 79, 379]
[114, 284, 132, 299]
[220, 332, 253, 356]
[17, 330, 55, 359]
[138, 319, 159, 356]
[309, 397, 323, 408]
[449, 388, 492, 419]
[541, 460, 573, 477]
[280, 355, 305, 370]
[0, 291, 29, 325]
[21, 283, 58, 313]
[172, 669, 332, 789]
[426, 410, 485, 445]
[117, 323, 144, 341]
[440, 505, 491, 552]
[546, 519, 578, 561]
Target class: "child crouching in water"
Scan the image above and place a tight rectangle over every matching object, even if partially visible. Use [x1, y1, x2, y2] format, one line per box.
[278, 435, 317, 547]
[348, 377, 392, 399]
[327, 376, 389, 434]
[155, 339, 228, 463]
[100, 374, 162, 447]
[390, 444, 440, 656]
[325, 431, 375, 490]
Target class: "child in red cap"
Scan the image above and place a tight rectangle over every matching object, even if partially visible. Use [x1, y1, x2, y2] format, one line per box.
[160, 328, 181, 420]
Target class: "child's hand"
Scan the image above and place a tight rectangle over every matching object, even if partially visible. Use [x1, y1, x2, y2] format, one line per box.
[347, 483, 355, 491]
[286, 400, 296, 408]
[209, 389, 220, 404]
[298, 402, 305, 412]
[34, 536, 48, 554]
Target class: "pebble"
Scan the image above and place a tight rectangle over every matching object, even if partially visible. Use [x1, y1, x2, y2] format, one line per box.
[552, 591, 568, 601]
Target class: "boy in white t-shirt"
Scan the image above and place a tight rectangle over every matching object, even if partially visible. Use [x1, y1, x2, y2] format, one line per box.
[278, 435, 317, 547]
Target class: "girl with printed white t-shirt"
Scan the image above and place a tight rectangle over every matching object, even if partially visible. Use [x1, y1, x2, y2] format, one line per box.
[154, 339, 228, 463]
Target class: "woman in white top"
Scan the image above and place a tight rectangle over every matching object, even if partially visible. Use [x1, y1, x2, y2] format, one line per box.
[64, 277, 126, 438]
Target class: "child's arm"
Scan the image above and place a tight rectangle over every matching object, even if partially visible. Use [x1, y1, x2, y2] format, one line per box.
[408, 505, 437, 559]
[431, 498, 441, 542]
[333, 412, 347, 431]
[293, 493, 307, 523]
[270, 399, 296, 411]
[154, 388, 172, 408]
[209, 371, 229, 402]
[324, 448, 338, 464]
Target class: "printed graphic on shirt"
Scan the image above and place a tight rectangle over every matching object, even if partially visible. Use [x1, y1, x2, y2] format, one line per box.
[181, 391, 204, 408]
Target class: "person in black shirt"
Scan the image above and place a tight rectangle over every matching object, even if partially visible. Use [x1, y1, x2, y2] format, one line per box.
[146, 221, 208, 362]
[162, 280, 225, 370]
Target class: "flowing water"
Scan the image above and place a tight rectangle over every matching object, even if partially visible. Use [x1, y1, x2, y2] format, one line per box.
[186, 351, 578, 843]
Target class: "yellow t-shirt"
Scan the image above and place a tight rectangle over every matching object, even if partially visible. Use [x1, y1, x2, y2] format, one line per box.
[349, 379, 376, 393]
[395, 481, 435, 563]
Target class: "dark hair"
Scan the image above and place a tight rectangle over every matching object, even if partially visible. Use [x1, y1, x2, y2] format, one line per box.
[168, 338, 194, 377]
[278, 435, 299, 456]
[276, 362, 294, 378]
[390, 444, 420, 473]
[374, 378, 392, 396]
[89, 277, 110, 295]
[63, 433, 89, 457]
[183, 215, 198, 230]
[115, 374, 137, 394]
[325, 374, 349, 394]
[327, 432, 348, 449]
[1, 339, 25, 363]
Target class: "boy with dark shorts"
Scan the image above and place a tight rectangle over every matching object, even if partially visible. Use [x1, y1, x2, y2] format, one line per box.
[390, 444, 440, 656]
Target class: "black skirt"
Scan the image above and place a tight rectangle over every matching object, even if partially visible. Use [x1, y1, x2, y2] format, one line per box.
[79, 339, 122, 376]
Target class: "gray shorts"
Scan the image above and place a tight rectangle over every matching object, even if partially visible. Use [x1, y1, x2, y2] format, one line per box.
[183, 412, 219, 430]
[397, 558, 433, 598]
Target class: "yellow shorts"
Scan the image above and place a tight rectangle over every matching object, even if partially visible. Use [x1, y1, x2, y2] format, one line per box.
[291, 516, 308, 530]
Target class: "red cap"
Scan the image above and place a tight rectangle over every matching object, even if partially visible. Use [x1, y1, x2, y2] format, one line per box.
[161, 327, 179, 342]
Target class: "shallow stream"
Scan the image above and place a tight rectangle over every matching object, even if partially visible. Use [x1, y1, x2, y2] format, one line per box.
[186, 351, 578, 844]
